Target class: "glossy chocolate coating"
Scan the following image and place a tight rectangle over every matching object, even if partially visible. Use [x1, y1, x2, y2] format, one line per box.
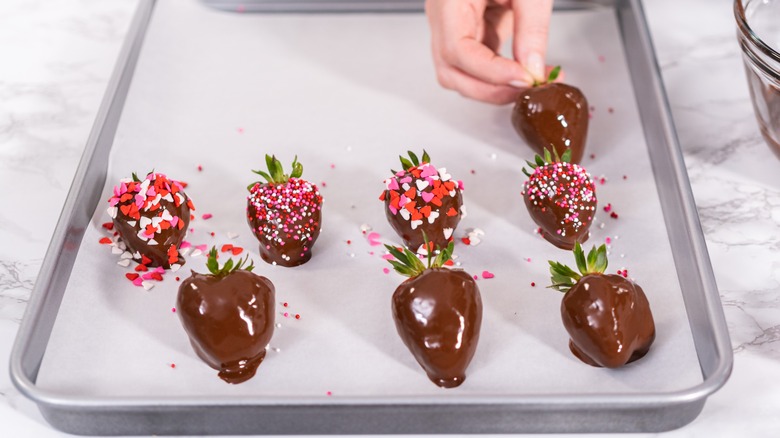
[523, 162, 597, 250]
[384, 190, 462, 250]
[561, 274, 655, 368]
[392, 268, 482, 388]
[177, 269, 275, 384]
[246, 179, 322, 267]
[511, 83, 589, 164]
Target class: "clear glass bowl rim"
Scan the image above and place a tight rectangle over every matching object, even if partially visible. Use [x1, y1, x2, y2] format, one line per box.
[734, 0, 780, 63]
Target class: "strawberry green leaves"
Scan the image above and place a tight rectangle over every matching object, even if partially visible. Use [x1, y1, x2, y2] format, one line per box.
[548, 242, 608, 293]
[205, 246, 255, 278]
[532, 65, 561, 87]
[249, 155, 304, 190]
[398, 150, 431, 171]
[384, 236, 455, 278]
[522, 148, 572, 177]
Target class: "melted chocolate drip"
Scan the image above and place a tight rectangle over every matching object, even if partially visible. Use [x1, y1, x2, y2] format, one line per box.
[177, 270, 275, 384]
[511, 83, 589, 164]
[392, 268, 482, 388]
[384, 190, 462, 250]
[561, 274, 655, 368]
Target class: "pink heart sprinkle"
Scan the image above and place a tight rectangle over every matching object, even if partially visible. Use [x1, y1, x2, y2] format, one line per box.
[420, 164, 437, 178]
[386, 178, 399, 190]
[381, 254, 394, 260]
[132, 278, 143, 287]
[202, 213, 213, 220]
[421, 191, 435, 203]
[195, 244, 208, 251]
[367, 232, 382, 246]
[180, 241, 191, 249]
[481, 270, 495, 279]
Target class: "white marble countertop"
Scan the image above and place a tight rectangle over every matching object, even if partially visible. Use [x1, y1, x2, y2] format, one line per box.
[1, 0, 778, 436]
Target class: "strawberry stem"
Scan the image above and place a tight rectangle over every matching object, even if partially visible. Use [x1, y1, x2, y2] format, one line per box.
[248, 155, 304, 190]
[398, 150, 431, 171]
[547, 242, 608, 293]
[522, 148, 572, 177]
[384, 234, 454, 278]
[531, 65, 562, 87]
[205, 246, 255, 277]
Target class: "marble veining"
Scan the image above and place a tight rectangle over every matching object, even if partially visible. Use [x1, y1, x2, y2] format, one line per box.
[2, 0, 780, 436]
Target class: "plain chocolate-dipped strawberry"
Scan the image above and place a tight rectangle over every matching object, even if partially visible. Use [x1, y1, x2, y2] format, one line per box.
[511, 67, 589, 164]
[522, 149, 597, 250]
[177, 247, 275, 384]
[379, 151, 463, 251]
[549, 243, 655, 368]
[106, 171, 193, 268]
[247, 155, 323, 267]
[386, 240, 482, 388]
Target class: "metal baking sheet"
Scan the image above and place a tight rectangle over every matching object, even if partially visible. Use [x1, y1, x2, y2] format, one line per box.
[10, 0, 732, 434]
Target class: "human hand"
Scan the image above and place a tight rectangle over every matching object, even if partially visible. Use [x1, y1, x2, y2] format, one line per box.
[425, 0, 558, 104]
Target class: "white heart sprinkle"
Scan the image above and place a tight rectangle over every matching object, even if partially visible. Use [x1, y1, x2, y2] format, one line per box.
[227, 232, 239, 240]
[120, 251, 133, 259]
[139, 216, 152, 228]
[415, 179, 429, 191]
[399, 209, 411, 221]
[127, 221, 137, 227]
[360, 224, 373, 233]
[191, 249, 203, 257]
[117, 259, 130, 267]
[410, 220, 423, 230]
[142, 281, 155, 291]
[111, 246, 123, 255]
[180, 247, 191, 256]
[443, 228, 453, 239]
[117, 241, 127, 250]
[106, 207, 117, 218]
[147, 239, 158, 246]
[439, 168, 452, 182]
[170, 264, 181, 272]
[402, 183, 410, 191]
[427, 211, 440, 224]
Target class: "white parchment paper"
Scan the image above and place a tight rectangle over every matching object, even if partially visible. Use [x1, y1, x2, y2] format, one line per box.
[37, 0, 702, 398]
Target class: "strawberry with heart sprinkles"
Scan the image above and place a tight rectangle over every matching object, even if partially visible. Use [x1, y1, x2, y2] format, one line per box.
[107, 171, 194, 269]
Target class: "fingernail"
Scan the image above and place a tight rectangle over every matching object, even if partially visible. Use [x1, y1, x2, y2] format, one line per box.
[525, 52, 545, 83]
[509, 80, 528, 88]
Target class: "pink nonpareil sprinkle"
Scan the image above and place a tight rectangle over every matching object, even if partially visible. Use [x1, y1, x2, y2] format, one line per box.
[598, 55, 606, 62]
[202, 213, 213, 220]
[481, 271, 495, 279]
[606, 237, 612, 244]
[197, 165, 203, 171]
[237, 127, 244, 133]
[330, 163, 335, 169]
[381, 254, 394, 260]
[382, 268, 390, 274]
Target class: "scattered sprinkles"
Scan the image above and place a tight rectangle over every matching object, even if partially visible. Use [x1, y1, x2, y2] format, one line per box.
[481, 270, 495, 279]
[202, 213, 213, 220]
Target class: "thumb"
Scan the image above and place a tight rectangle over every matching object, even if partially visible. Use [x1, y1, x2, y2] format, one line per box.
[512, 0, 554, 82]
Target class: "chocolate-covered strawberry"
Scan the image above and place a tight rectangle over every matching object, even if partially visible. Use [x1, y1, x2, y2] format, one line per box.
[386, 240, 482, 388]
[522, 149, 596, 250]
[247, 155, 322, 267]
[379, 151, 463, 251]
[511, 67, 589, 164]
[177, 247, 275, 384]
[106, 171, 193, 268]
[549, 243, 655, 368]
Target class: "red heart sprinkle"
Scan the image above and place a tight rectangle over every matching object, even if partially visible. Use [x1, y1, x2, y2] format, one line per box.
[126, 273, 139, 281]
[231, 247, 243, 255]
[99, 237, 112, 245]
[102, 222, 114, 230]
